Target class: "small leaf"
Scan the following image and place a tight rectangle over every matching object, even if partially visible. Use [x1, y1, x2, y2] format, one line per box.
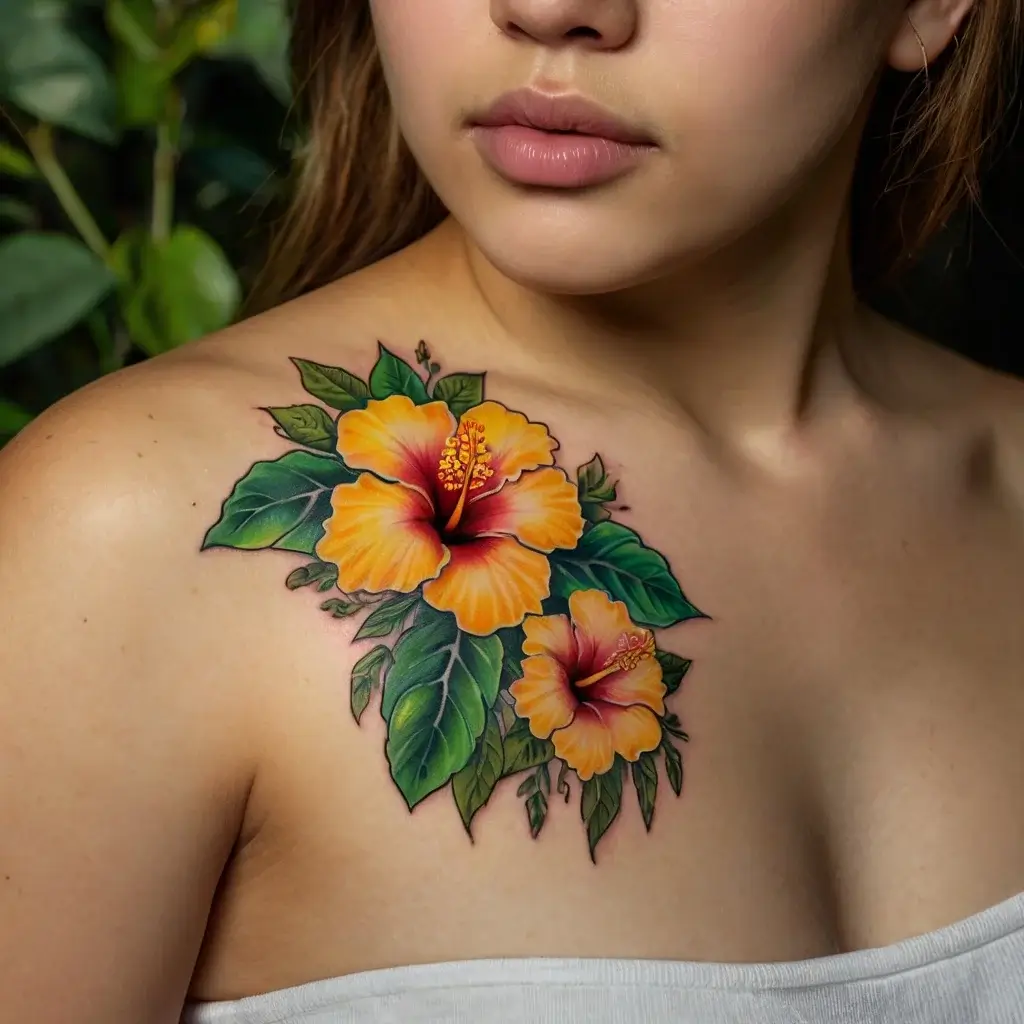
[581, 760, 623, 862]
[655, 650, 692, 695]
[663, 712, 689, 741]
[202, 450, 355, 553]
[383, 605, 503, 808]
[353, 591, 421, 641]
[0, 233, 115, 368]
[631, 752, 658, 831]
[320, 597, 359, 618]
[497, 625, 525, 689]
[432, 372, 485, 416]
[285, 560, 339, 590]
[516, 773, 538, 798]
[290, 358, 370, 413]
[556, 761, 571, 803]
[662, 739, 683, 796]
[369, 342, 429, 403]
[526, 788, 548, 838]
[501, 716, 555, 777]
[577, 454, 617, 502]
[0, 399, 33, 435]
[265, 404, 337, 452]
[111, 226, 241, 355]
[350, 644, 391, 723]
[452, 712, 504, 835]
[0, 143, 37, 179]
[550, 521, 706, 629]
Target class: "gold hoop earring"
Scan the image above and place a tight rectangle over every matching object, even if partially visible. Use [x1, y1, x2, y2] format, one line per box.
[906, 13, 931, 87]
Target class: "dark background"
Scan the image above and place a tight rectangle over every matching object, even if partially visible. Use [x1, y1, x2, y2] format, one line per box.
[1, 0, 1021, 448]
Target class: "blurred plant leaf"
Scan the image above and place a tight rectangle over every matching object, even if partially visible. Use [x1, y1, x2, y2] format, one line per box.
[106, 0, 159, 61]
[166, 0, 237, 73]
[0, 399, 34, 435]
[111, 225, 241, 355]
[0, 232, 116, 367]
[0, 198, 37, 227]
[215, 0, 289, 103]
[188, 144, 275, 195]
[0, 143, 38, 179]
[114, 47, 170, 125]
[0, 3, 117, 143]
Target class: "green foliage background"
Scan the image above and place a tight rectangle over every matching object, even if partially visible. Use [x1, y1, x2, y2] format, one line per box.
[0, 0, 291, 442]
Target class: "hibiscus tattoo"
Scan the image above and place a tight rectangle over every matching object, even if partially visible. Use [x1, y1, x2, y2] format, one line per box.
[204, 343, 707, 860]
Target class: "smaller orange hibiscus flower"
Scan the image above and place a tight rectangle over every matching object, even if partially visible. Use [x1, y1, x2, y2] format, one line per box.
[509, 589, 667, 781]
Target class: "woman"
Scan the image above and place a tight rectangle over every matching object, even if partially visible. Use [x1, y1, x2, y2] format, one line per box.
[3, 1, 1023, 1022]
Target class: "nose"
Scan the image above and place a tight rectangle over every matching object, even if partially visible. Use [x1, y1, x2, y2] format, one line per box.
[490, 0, 638, 50]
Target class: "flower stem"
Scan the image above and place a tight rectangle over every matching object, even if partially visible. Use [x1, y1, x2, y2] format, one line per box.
[25, 125, 109, 259]
[151, 119, 176, 243]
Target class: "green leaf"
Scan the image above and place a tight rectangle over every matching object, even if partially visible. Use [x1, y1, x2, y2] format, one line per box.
[265, 404, 337, 452]
[113, 48, 169, 126]
[662, 712, 689, 741]
[655, 650, 692, 695]
[111, 226, 241, 355]
[0, 17, 117, 142]
[526, 788, 548, 838]
[631, 752, 658, 831]
[0, 233, 115, 368]
[0, 143, 37, 179]
[0, 399, 33, 435]
[202, 450, 354, 553]
[662, 740, 683, 796]
[0, 198, 35, 227]
[350, 644, 391, 723]
[382, 606, 503, 808]
[291, 358, 370, 413]
[550, 521, 705, 629]
[576, 454, 618, 524]
[320, 597, 359, 618]
[497, 625, 525, 689]
[581, 760, 623, 862]
[285, 560, 338, 591]
[106, 0, 159, 62]
[452, 712, 504, 835]
[353, 591, 421, 641]
[501, 716, 555, 777]
[432, 372, 484, 416]
[164, 0, 237, 74]
[369, 343, 429, 403]
[214, 0, 290, 103]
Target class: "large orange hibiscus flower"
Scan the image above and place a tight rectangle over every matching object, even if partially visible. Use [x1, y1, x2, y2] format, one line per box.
[316, 395, 584, 635]
[509, 590, 667, 780]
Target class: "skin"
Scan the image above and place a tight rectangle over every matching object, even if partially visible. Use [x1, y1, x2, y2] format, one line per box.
[3, 0, 1024, 1020]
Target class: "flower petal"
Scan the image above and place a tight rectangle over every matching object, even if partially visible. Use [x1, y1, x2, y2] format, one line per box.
[551, 704, 615, 781]
[522, 612, 578, 666]
[336, 396, 455, 498]
[462, 401, 558, 491]
[460, 468, 584, 552]
[316, 473, 448, 594]
[587, 656, 666, 715]
[423, 536, 551, 635]
[508, 655, 577, 739]
[591, 701, 663, 763]
[569, 589, 636, 677]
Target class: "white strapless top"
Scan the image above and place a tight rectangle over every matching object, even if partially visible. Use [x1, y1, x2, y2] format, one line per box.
[181, 890, 1024, 1023]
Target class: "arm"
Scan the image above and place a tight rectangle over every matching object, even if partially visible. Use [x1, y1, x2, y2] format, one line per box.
[0, 390, 256, 1023]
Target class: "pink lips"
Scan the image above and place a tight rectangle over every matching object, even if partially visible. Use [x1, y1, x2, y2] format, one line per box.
[468, 89, 656, 189]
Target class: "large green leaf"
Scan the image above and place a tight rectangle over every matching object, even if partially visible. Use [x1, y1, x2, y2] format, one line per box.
[369, 343, 429, 403]
[550, 521, 705, 629]
[581, 760, 623, 862]
[202, 450, 354, 553]
[111, 226, 241, 354]
[383, 606, 502, 809]
[432, 372, 484, 417]
[451, 711, 504, 835]
[0, 233, 115, 368]
[0, 14, 116, 142]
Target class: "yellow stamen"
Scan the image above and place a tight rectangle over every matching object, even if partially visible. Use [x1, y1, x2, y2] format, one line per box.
[438, 419, 493, 532]
[574, 629, 655, 688]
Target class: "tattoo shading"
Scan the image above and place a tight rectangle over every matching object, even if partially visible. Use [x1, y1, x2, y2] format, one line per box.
[204, 342, 707, 861]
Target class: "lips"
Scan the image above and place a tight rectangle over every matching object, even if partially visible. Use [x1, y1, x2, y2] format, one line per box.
[466, 88, 656, 189]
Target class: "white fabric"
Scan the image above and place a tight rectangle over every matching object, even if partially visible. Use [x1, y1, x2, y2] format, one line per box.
[182, 890, 1024, 1024]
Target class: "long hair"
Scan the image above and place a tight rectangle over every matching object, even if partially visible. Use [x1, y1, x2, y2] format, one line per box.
[255, 3, 1021, 308]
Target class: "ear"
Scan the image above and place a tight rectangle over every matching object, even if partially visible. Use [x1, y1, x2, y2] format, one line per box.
[887, 0, 975, 71]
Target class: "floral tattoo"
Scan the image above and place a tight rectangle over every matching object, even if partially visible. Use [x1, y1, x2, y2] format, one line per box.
[204, 343, 707, 860]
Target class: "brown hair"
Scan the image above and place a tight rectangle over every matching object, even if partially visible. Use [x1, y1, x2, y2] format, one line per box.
[255, 2, 1020, 308]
